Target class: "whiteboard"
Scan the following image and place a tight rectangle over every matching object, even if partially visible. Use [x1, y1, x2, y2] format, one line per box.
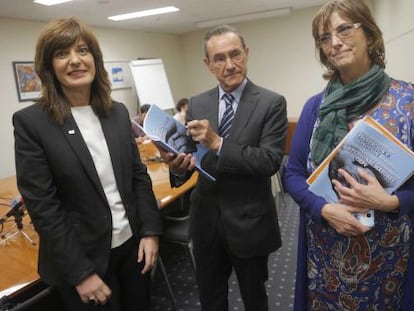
[129, 59, 175, 110]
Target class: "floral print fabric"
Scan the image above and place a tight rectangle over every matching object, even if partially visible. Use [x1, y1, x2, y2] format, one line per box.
[306, 80, 414, 310]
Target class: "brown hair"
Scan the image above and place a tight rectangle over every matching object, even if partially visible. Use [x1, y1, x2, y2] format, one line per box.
[34, 17, 112, 124]
[312, 0, 386, 80]
[176, 98, 188, 111]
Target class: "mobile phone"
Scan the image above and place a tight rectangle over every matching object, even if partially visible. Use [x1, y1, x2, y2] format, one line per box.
[355, 209, 375, 227]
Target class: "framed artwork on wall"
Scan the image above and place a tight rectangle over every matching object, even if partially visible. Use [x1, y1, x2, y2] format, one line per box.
[12, 61, 41, 102]
[104, 60, 132, 90]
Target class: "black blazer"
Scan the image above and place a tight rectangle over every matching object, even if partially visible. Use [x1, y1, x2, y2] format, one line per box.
[185, 80, 288, 258]
[13, 101, 162, 286]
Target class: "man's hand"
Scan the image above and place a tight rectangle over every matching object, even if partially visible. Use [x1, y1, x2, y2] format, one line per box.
[157, 148, 196, 175]
[187, 119, 222, 152]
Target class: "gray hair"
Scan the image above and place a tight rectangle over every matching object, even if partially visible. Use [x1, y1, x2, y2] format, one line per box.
[203, 24, 247, 58]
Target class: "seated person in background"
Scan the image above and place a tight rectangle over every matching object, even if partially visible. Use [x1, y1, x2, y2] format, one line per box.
[173, 98, 188, 125]
[131, 104, 151, 143]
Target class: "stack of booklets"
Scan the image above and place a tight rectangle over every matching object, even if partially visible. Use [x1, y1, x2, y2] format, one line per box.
[307, 116, 414, 227]
[133, 104, 216, 182]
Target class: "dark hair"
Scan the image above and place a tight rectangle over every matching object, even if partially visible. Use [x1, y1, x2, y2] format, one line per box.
[139, 104, 151, 114]
[34, 17, 112, 124]
[203, 24, 247, 59]
[312, 0, 386, 81]
[176, 98, 188, 112]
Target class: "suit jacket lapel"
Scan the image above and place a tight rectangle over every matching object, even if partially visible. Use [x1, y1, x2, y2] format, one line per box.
[231, 81, 259, 139]
[61, 115, 108, 201]
[204, 82, 259, 138]
[207, 88, 220, 132]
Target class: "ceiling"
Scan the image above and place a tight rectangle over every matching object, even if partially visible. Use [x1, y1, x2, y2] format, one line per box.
[0, 0, 325, 34]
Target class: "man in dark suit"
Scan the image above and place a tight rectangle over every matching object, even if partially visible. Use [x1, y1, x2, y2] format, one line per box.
[161, 25, 288, 311]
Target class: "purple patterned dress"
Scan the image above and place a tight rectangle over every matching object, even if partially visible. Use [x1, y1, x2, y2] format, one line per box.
[285, 79, 414, 311]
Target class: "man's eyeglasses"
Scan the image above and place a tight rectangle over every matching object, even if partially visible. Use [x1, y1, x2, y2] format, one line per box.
[211, 49, 244, 68]
[318, 23, 361, 48]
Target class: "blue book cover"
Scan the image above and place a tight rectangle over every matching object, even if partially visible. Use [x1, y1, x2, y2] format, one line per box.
[137, 104, 216, 182]
[307, 116, 414, 227]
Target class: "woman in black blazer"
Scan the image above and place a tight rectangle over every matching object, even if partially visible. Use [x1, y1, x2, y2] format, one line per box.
[13, 17, 162, 311]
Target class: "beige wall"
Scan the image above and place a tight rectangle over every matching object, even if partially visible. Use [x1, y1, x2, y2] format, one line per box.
[182, 6, 326, 118]
[374, 0, 414, 82]
[0, 19, 42, 179]
[1, 0, 413, 177]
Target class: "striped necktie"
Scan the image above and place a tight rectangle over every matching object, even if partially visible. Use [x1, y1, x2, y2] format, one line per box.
[219, 93, 235, 138]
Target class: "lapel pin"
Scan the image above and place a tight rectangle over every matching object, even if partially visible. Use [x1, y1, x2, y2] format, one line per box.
[68, 129, 75, 135]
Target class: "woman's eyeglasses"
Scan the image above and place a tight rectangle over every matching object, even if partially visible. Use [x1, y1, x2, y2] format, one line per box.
[318, 23, 361, 48]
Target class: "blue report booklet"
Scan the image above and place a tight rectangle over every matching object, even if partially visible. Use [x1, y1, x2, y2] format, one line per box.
[134, 104, 215, 182]
[307, 116, 414, 227]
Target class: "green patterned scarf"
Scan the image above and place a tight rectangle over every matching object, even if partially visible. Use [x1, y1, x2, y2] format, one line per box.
[311, 64, 391, 166]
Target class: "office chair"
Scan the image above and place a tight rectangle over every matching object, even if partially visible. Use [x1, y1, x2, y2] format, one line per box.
[161, 214, 196, 270]
[155, 193, 196, 310]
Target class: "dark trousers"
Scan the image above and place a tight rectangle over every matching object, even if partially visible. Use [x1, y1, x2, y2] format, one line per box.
[57, 237, 151, 311]
[193, 224, 270, 311]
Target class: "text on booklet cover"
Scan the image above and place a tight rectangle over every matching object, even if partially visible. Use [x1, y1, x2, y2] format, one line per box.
[136, 104, 216, 182]
[307, 115, 414, 227]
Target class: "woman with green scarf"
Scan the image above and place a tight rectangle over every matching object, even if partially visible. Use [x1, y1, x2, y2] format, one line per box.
[284, 0, 414, 310]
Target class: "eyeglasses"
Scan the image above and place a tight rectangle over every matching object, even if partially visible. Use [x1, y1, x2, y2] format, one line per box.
[211, 49, 244, 68]
[318, 23, 361, 47]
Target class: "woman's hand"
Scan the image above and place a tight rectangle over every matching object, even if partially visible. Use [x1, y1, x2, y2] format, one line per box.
[332, 168, 399, 212]
[75, 273, 112, 305]
[321, 202, 371, 236]
[138, 236, 159, 274]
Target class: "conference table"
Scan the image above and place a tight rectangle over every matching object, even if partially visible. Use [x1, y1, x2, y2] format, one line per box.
[0, 176, 39, 298]
[139, 140, 198, 208]
[0, 140, 197, 299]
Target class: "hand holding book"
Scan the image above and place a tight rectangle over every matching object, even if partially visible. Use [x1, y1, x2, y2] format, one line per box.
[134, 104, 216, 182]
[165, 120, 197, 154]
[308, 116, 414, 227]
[332, 166, 400, 215]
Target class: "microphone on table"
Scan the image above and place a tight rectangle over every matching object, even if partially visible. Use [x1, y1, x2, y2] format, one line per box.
[0, 195, 35, 245]
[6, 196, 25, 218]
